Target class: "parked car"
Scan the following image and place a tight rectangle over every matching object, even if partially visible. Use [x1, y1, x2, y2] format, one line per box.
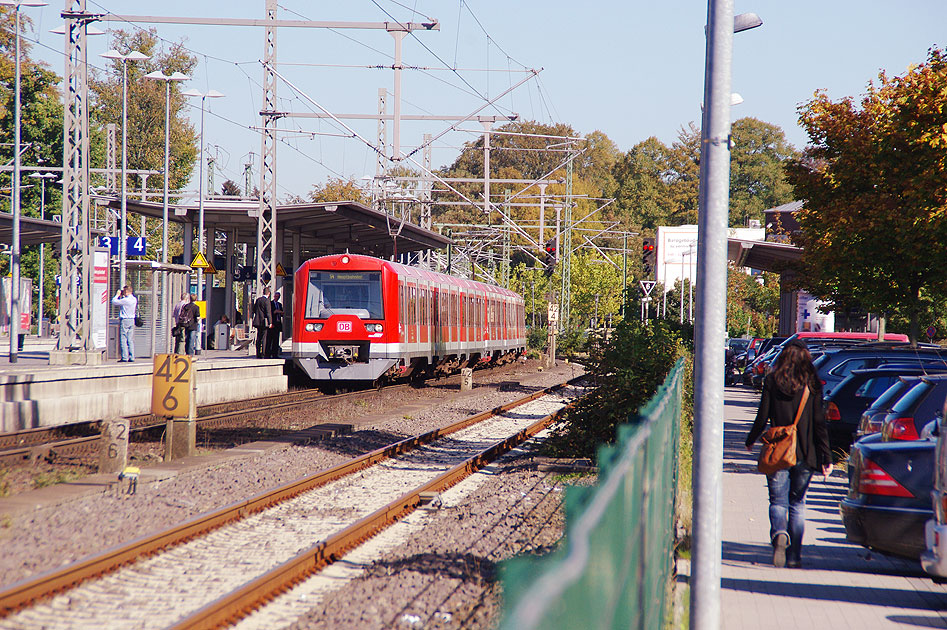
[825, 365, 947, 451]
[787, 331, 910, 344]
[857, 376, 926, 439]
[922, 413, 947, 581]
[881, 376, 947, 442]
[815, 346, 947, 396]
[841, 423, 938, 560]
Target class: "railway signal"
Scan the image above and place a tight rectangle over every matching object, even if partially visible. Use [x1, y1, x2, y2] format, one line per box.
[544, 238, 557, 276]
[642, 237, 656, 278]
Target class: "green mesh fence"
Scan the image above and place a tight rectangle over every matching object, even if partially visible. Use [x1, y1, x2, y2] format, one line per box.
[500, 358, 684, 630]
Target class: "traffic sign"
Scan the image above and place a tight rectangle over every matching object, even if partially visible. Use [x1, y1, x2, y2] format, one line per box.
[152, 354, 193, 417]
[98, 235, 119, 255]
[126, 236, 147, 257]
[275, 262, 287, 277]
[639, 280, 656, 296]
[189, 252, 211, 269]
[928, 326, 937, 340]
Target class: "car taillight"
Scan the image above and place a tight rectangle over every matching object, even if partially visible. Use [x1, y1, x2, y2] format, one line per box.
[858, 458, 914, 497]
[883, 417, 919, 441]
[826, 402, 841, 422]
[939, 494, 947, 524]
[820, 379, 826, 385]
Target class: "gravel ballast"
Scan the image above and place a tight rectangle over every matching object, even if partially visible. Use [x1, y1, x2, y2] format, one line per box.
[0, 361, 584, 589]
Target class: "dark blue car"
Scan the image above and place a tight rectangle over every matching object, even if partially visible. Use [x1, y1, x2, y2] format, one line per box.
[825, 365, 947, 451]
[841, 427, 937, 559]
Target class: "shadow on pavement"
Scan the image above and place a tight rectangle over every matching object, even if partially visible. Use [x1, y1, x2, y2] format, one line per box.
[886, 615, 947, 628]
[722, 576, 946, 610]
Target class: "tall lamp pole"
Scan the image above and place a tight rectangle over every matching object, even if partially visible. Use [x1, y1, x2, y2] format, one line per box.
[182, 88, 224, 304]
[144, 71, 189, 264]
[28, 172, 56, 336]
[3, 0, 47, 363]
[690, 7, 762, 630]
[101, 48, 150, 289]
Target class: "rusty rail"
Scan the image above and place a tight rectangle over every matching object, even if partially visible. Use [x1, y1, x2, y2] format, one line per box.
[0, 376, 581, 619]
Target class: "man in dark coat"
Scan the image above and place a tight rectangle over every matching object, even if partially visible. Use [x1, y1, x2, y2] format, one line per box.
[252, 286, 272, 359]
[267, 290, 284, 358]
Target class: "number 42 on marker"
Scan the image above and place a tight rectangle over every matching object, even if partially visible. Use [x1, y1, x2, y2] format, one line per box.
[151, 354, 193, 417]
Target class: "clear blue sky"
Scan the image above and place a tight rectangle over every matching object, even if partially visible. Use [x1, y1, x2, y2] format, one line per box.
[21, 1, 947, 200]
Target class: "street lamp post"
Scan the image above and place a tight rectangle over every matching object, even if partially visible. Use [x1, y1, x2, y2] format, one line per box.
[3, 0, 47, 363]
[182, 89, 224, 301]
[144, 71, 189, 264]
[101, 48, 150, 289]
[691, 7, 763, 630]
[28, 172, 57, 336]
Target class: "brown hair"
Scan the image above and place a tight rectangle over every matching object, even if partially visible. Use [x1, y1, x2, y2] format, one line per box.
[771, 340, 817, 393]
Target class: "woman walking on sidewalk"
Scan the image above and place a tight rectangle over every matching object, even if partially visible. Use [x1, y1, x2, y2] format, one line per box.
[745, 340, 832, 568]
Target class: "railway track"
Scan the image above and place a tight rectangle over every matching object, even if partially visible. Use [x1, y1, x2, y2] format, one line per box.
[0, 376, 581, 630]
[0, 370, 490, 467]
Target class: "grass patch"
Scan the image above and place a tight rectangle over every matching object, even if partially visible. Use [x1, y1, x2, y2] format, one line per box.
[32, 469, 84, 489]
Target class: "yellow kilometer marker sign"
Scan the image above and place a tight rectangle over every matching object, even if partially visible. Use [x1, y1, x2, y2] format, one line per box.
[152, 354, 193, 417]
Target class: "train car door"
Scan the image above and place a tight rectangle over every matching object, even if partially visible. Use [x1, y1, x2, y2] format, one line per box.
[407, 283, 417, 345]
[460, 292, 467, 343]
[420, 285, 428, 345]
[399, 281, 406, 344]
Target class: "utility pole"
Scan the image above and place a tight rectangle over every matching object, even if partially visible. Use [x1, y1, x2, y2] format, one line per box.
[559, 149, 574, 331]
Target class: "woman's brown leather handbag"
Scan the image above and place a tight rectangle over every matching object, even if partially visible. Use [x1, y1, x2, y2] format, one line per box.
[758, 386, 809, 475]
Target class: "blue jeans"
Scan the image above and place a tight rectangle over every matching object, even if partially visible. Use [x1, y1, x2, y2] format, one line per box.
[766, 461, 814, 562]
[185, 329, 199, 355]
[119, 318, 135, 362]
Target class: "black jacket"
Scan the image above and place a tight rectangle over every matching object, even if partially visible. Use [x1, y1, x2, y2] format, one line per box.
[252, 296, 272, 329]
[746, 373, 832, 470]
[178, 302, 201, 332]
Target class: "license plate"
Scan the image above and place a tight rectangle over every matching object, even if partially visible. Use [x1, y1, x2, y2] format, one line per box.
[337, 321, 352, 333]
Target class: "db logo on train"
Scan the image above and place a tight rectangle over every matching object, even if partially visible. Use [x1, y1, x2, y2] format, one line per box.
[337, 321, 352, 333]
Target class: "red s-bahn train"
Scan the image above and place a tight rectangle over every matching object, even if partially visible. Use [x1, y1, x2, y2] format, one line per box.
[292, 253, 527, 383]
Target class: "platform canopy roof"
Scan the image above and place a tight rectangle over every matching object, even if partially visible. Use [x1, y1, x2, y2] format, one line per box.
[727, 237, 802, 273]
[102, 198, 451, 258]
[0, 212, 100, 247]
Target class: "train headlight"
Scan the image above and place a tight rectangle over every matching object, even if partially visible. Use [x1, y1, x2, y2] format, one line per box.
[367, 323, 384, 333]
[341, 255, 350, 264]
[305, 323, 324, 332]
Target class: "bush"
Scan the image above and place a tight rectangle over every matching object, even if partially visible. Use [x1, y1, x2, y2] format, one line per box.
[544, 318, 690, 459]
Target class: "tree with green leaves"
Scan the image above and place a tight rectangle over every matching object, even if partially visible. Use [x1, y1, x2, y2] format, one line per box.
[1, 8, 64, 323]
[788, 47, 947, 342]
[90, 28, 198, 261]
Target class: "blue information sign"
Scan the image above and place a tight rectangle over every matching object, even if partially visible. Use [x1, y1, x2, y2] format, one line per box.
[126, 236, 147, 257]
[98, 235, 119, 255]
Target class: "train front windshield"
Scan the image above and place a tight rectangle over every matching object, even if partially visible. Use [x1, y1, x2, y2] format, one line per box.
[306, 271, 383, 320]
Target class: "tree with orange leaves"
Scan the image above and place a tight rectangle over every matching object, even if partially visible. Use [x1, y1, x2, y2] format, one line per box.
[789, 47, 947, 343]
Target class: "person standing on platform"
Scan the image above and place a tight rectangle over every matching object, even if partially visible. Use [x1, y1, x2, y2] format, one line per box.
[180, 294, 201, 356]
[268, 291, 284, 358]
[252, 286, 272, 359]
[172, 292, 189, 354]
[111, 285, 138, 362]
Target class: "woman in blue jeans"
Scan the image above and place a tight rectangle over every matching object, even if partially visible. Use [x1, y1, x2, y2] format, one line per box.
[746, 340, 832, 568]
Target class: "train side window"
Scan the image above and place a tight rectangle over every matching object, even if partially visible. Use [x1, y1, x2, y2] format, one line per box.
[399, 284, 405, 327]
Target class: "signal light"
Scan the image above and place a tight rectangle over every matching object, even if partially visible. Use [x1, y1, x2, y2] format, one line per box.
[642, 237, 656, 277]
[543, 238, 557, 276]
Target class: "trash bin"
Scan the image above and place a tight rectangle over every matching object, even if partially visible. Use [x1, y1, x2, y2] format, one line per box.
[215, 323, 230, 351]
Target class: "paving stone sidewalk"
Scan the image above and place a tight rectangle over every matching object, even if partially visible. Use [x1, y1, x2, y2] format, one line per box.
[720, 386, 947, 629]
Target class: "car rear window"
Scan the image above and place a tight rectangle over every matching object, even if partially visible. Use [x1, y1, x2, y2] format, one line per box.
[868, 380, 915, 413]
[855, 375, 900, 399]
[917, 383, 947, 421]
[890, 381, 934, 416]
[829, 357, 875, 377]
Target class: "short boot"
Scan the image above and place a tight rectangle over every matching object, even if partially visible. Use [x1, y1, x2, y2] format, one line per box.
[772, 532, 789, 568]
